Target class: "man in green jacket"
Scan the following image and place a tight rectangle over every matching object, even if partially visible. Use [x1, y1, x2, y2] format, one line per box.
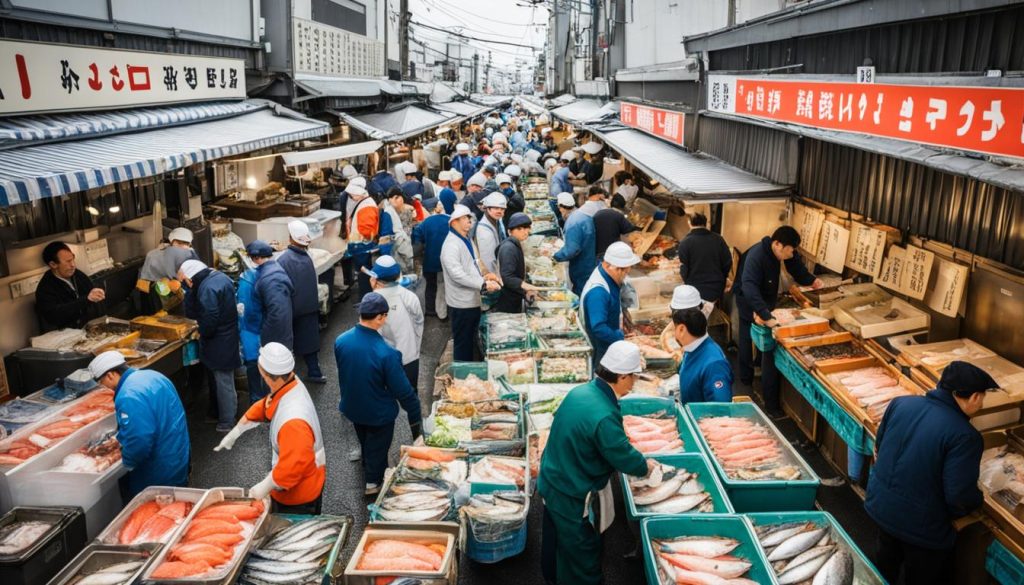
[538, 340, 655, 584]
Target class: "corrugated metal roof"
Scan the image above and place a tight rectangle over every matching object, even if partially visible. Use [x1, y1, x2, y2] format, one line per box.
[294, 74, 402, 98]
[281, 140, 383, 167]
[469, 94, 513, 107]
[591, 126, 789, 198]
[549, 94, 577, 107]
[431, 101, 491, 118]
[550, 99, 617, 125]
[341, 105, 455, 141]
[430, 83, 466, 103]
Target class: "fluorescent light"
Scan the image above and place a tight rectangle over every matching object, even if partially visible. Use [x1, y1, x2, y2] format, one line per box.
[108, 206, 121, 213]
[86, 206, 100, 216]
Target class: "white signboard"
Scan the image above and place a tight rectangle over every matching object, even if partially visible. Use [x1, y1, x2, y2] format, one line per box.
[877, 246, 905, 293]
[926, 258, 970, 318]
[0, 40, 246, 116]
[707, 75, 738, 114]
[845, 222, 887, 278]
[898, 245, 935, 301]
[293, 17, 385, 78]
[816, 221, 850, 273]
[791, 203, 825, 256]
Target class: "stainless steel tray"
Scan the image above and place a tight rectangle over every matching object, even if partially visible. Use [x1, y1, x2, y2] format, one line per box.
[96, 486, 209, 546]
[46, 543, 160, 585]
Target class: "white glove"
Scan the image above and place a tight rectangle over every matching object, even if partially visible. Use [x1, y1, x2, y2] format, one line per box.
[214, 418, 259, 452]
[236, 302, 245, 317]
[249, 472, 279, 501]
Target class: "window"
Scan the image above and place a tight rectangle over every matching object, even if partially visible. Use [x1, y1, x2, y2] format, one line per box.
[311, 0, 367, 36]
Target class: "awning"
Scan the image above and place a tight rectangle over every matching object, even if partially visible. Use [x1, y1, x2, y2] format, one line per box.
[590, 125, 789, 199]
[431, 101, 493, 120]
[515, 96, 547, 116]
[294, 74, 402, 98]
[0, 101, 329, 206]
[431, 83, 467, 103]
[337, 105, 456, 142]
[551, 99, 618, 125]
[549, 94, 577, 107]
[469, 94, 513, 108]
[281, 140, 383, 167]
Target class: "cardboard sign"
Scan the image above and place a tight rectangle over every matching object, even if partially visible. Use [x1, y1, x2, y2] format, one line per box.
[815, 221, 850, 273]
[898, 245, 934, 300]
[792, 203, 825, 256]
[926, 258, 969, 318]
[845, 222, 887, 277]
[876, 246, 905, 293]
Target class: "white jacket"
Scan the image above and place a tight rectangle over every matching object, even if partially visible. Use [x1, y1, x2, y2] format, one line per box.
[375, 282, 423, 365]
[441, 232, 484, 309]
[473, 217, 503, 275]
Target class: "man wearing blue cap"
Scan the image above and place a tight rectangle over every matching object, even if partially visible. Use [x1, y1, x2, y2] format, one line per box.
[334, 292, 423, 495]
[866, 360, 996, 585]
[237, 241, 294, 401]
[369, 256, 424, 391]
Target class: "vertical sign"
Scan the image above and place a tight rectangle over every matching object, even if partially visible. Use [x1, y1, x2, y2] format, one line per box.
[898, 245, 935, 300]
[877, 246, 906, 292]
[845, 223, 887, 277]
[792, 203, 825, 256]
[926, 258, 970, 317]
[816, 221, 850, 273]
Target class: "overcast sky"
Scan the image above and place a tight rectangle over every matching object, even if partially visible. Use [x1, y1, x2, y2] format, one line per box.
[404, 0, 548, 74]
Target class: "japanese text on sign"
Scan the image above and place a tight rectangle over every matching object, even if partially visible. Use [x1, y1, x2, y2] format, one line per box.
[816, 220, 850, 273]
[845, 223, 887, 278]
[898, 245, 934, 300]
[0, 40, 245, 116]
[620, 102, 685, 146]
[877, 246, 905, 292]
[926, 258, 969, 318]
[707, 75, 1024, 160]
[792, 203, 825, 256]
[293, 17, 385, 78]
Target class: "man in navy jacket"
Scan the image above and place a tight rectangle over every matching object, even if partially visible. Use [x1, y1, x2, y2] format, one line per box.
[866, 361, 995, 585]
[732, 226, 821, 416]
[411, 198, 449, 318]
[278, 221, 326, 384]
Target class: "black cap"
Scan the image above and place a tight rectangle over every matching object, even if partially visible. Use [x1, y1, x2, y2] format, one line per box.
[507, 212, 532, 229]
[245, 240, 274, 258]
[938, 361, 998, 396]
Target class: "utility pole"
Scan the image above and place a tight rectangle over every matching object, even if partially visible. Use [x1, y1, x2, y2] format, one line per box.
[484, 51, 492, 93]
[399, 0, 410, 79]
[472, 52, 479, 93]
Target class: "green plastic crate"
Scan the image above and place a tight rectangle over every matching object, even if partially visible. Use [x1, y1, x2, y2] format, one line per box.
[641, 515, 778, 585]
[751, 323, 776, 352]
[620, 396, 702, 455]
[620, 452, 734, 522]
[988, 539, 1024, 585]
[747, 511, 885, 585]
[685, 402, 821, 512]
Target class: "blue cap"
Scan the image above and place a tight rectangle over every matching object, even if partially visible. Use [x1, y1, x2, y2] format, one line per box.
[422, 197, 440, 211]
[245, 240, 274, 258]
[938, 361, 998, 395]
[368, 255, 401, 281]
[401, 181, 424, 198]
[357, 292, 390, 315]
[507, 212, 532, 229]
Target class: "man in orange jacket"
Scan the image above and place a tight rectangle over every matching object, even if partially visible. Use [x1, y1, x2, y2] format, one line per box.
[214, 342, 326, 514]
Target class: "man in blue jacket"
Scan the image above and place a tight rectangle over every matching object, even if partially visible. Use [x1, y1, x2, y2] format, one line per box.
[672, 306, 732, 405]
[334, 293, 423, 495]
[553, 192, 597, 297]
[732, 226, 821, 417]
[436, 171, 458, 215]
[238, 240, 294, 402]
[278, 221, 326, 384]
[578, 242, 640, 367]
[411, 198, 449, 318]
[89, 351, 190, 500]
[866, 361, 995, 585]
[548, 152, 574, 222]
[450, 142, 477, 185]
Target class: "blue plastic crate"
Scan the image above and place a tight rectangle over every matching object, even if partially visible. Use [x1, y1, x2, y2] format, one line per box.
[464, 483, 528, 563]
[620, 452, 734, 522]
[620, 396, 702, 455]
[641, 515, 778, 585]
[774, 347, 824, 409]
[988, 539, 1024, 585]
[685, 402, 820, 512]
[751, 324, 776, 352]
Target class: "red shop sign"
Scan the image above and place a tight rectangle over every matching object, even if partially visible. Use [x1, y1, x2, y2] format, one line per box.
[620, 102, 685, 146]
[707, 75, 1024, 160]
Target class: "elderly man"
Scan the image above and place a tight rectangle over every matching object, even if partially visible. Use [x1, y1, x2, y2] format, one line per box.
[35, 241, 105, 332]
[237, 240, 294, 402]
[459, 172, 489, 220]
[495, 213, 538, 313]
[215, 342, 326, 514]
[278, 220, 326, 384]
[136, 227, 198, 313]
[451, 142, 477, 184]
[553, 192, 597, 297]
[370, 255, 424, 391]
[89, 351, 190, 499]
[179, 259, 241, 432]
[473, 192, 508, 276]
[578, 242, 641, 367]
[442, 205, 501, 361]
[334, 293, 423, 495]
[413, 198, 450, 319]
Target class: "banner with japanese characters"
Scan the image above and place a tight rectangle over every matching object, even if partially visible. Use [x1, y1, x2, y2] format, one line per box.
[0, 40, 246, 116]
[707, 75, 1024, 160]
[620, 102, 685, 146]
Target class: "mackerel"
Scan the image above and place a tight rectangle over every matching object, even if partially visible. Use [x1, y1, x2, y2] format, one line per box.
[811, 550, 854, 585]
[242, 567, 320, 584]
[776, 546, 835, 584]
[646, 493, 709, 514]
[760, 522, 814, 548]
[768, 527, 828, 561]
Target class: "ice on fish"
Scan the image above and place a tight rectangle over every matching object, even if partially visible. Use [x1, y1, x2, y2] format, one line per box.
[0, 520, 53, 555]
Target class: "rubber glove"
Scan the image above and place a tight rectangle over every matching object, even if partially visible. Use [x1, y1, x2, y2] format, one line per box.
[236, 303, 245, 317]
[214, 418, 259, 452]
[249, 472, 280, 501]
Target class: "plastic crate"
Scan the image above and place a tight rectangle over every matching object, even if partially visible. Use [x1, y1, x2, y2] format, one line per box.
[747, 511, 885, 585]
[620, 396, 703, 455]
[988, 539, 1024, 585]
[640, 515, 777, 585]
[620, 452, 734, 522]
[463, 483, 528, 563]
[0, 506, 87, 585]
[685, 402, 821, 512]
[751, 323, 776, 352]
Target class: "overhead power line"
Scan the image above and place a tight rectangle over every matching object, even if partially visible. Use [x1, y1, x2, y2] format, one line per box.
[410, 19, 542, 51]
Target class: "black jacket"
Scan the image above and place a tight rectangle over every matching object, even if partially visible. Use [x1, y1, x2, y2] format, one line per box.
[494, 237, 527, 313]
[184, 268, 242, 371]
[677, 228, 732, 302]
[35, 270, 98, 332]
[593, 208, 639, 260]
[732, 236, 815, 321]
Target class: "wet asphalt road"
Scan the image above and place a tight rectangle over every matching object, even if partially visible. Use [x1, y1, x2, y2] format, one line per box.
[183, 278, 876, 585]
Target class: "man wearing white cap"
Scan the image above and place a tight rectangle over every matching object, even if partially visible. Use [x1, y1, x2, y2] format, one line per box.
[538, 340, 655, 585]
[672, 304, 733, 406]
[178, 259, 241, 432]
[451, 142, 476, 185]
[214, 342, 326, 514]
[344, 178, 380, 299]
[577, 242, 640, 366]
[459, 172, 489, 220]
[136, 226, 198, 313]
[549, 150, 573, 198]
[89, 350, 190, 499]
[436, 170, 457, 214]
[278, 220, 327, 384]
[497, 171, 525, 216]
[472, 192, 508, 276]
[441, 205, 501, 361]
[553, 192, 597, 297]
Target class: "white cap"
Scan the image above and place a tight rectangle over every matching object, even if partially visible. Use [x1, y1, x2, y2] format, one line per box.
[544, 158, 558, 170]
[341, 164, 358, 179]
[581, 141, 604, 155]
[449, 204, 474, 223]
[556, 192, 576, 208]
[511, 153, 524, 163]
[347, 182, 368, 196]
[88, 350, 126, 380]
[400, 161, 418, 175]
[600, 341, 644, 374]
[603, 242, 641, 268]
[670, 285, 704, 311]
[288, 220, 312, 245]
[349, 176, 367, 188]
[438, 170, 452, 182]
[493, 132, 508, 144]
[560, 150, 576, 161]
[456, 142, 470, 153]
[540, 127, 552, 136]
[179, 259, 207, 280]
[481, 192, 507, 208]
[525, 150, 541, 162]
[496, 173, 512, 185]
[258, 342, 295, 376]
[467, 173, 488, 188]
[504, 164, 522, 177]
[168, 227, 193, 244]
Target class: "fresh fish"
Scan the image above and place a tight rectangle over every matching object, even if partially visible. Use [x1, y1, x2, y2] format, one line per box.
[631, 463, 666, 488]
[74, 572, 136, 585]
[266, 527, 338, 552]
[243, 560, 321, 574]
[0, 520, 52, 555]
[381, 492, 450, 511]
[781, 544, 835, 572]
[96, 560, 144, 574]
[776, 546, 834, 584]
[812, 550, 854, 585]
[646, 493, 710, 514]
[767, 527, 828, 561]
[759, 522, 814, 548]
[376, 506, 450, 522]
[678, 477, 706, 495]
[658, 552, 752, 579]
[736, 465, 802, 481]
[656, 536, 739, 558]
[632, 474, 685, 506]
[241, 567, 321, 584]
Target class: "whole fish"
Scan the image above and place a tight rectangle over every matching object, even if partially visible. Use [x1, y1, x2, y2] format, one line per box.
[776, 546, 834, 584]
[781, 544, 835, 573]
[759, 523, 813, 548]
[244, 560, 321, 574]
[74, 572, 137, 585]
[812, 550, 854, 585]
[657, 536, 739, 558]
[647, 493, 710, 514]
[632, 474, 685, 506]
[95, 561, 144, 574]
[241, 567, 321, 584]
[377, 506, 449, 522]
[768, 527, 827, 561]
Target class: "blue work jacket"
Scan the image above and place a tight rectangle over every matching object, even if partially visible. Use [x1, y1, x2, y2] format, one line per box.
[549, 166, 571, 197]
[451, 154, 477, 184]
[277, 246, 320, 355]
[334, 324, 422, 427]
[412, 213, 450, 274]
[553, 211, 597, 296]
[255, 260, 294, 351]
[580, 266, 624, 366]
[237, 268, 262, 362]
[677, 336, 733, 405]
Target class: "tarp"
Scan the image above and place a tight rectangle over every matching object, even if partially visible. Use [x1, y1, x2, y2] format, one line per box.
[281, 140, 383, 167]
[338, 105, 456, 141]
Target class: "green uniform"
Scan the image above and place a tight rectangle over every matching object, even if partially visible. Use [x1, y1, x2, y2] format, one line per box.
[537, 378, 648, 584]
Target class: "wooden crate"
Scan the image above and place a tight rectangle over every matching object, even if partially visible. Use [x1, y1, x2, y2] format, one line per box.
[815, 357, 926, 434]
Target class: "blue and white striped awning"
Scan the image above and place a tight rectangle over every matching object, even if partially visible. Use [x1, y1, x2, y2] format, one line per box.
[0, 100, 329, 206]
